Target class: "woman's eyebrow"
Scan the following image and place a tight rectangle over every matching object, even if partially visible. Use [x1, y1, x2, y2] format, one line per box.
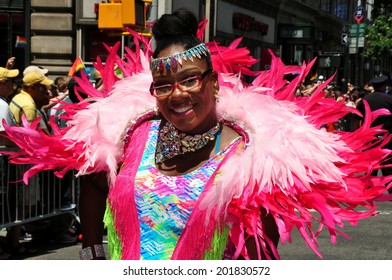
[152, 68, 203, 82]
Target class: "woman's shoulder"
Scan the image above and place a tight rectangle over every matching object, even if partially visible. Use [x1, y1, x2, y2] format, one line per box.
[220, 124, 242, 149]
[121, 110, 161, 148]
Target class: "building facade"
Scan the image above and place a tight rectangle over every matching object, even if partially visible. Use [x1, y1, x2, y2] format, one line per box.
[0, 0, 383, 86]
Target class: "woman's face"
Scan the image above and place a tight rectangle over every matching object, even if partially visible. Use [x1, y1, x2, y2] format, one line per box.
[152, 44, 218, 134]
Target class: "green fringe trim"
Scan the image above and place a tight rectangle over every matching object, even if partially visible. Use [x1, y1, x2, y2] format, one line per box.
[103, 200, 122, 260]
[103, 199, 230, 260]
[203, 226, 230, 260]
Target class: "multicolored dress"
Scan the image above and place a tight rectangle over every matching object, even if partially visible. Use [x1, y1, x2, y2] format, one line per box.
[129, 120, 240, 259]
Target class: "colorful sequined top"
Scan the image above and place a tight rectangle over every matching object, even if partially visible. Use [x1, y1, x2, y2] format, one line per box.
[134, 120, 240, 260]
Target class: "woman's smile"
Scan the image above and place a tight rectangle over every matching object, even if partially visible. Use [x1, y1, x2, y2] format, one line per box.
[171, 104, 193, 114]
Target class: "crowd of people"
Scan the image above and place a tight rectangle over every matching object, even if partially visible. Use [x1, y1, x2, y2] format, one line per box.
[0, 57, 102, 259]
[295, 73, 392, 195]
[296, 74, 391, 132]
[1, 8, 392, 260]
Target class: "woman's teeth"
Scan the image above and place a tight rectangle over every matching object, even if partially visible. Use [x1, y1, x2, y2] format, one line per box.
[173, 105, 193, 113]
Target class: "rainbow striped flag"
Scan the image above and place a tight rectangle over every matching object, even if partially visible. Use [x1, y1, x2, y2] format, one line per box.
[15, 36, 27, 48]
[68, 56, 86, 76]
[310, 72, 318, 81]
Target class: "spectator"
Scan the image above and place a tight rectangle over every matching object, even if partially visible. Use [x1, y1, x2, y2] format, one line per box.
[0, 66, 38, 258]
[48, 76, 72, 118]
[6, 71, 53, 256]
[9, 72, 52, 127]
[5, 57, 15, 70]
[22, 65, 48, 76]
[317, 75, 325, 84]
[12, 72, 78, 245]
[50, 78, 79, 213]
[0, 67, 18, 146]
[355, 75, 392, 194]
[20, 66, 61, 128]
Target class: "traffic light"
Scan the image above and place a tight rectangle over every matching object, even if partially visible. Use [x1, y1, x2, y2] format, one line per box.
[98, 1, 123, 29]
[98, 0, 152, 31]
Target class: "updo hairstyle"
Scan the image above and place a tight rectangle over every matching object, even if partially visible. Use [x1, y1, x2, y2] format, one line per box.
[152, 8, 212, 69]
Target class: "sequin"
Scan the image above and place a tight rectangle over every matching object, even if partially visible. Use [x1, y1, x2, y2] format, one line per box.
[155, 121, 221, 163]
[150, 43, 210, 71]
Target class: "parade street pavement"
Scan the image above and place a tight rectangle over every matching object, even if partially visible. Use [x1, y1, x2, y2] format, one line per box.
[18, 201, 392, 260]
[279, 200, 392, 260]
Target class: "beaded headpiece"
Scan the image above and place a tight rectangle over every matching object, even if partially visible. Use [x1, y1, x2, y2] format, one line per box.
[150, 43, 210, 72]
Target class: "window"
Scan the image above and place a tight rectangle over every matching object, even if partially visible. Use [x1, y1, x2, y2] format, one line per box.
[334, 0, 349, 20]
[321, 0, 331, 12]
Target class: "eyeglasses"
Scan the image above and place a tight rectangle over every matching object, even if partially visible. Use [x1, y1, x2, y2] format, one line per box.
[150, 69, 212, 97]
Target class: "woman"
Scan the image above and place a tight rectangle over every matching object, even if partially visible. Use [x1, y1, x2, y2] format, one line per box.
[4, 9, 391, 260]
[80, 9, 279, 260]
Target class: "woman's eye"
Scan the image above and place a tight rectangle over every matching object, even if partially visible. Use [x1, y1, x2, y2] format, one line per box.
[180, 77, 198, 87]
[156, 85, 172, 93]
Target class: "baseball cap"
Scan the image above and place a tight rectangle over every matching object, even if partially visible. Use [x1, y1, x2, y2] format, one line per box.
[0, 67, 19, 81]
[23, 72, 53, 86]
[318, 75, 325, 81]
[23, 65, 48, 76]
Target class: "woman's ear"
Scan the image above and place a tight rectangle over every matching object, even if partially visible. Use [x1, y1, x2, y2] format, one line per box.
[211, 70, 220, 102]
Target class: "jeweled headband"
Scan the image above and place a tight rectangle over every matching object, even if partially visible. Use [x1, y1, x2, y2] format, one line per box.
[150, 43, 210, 72]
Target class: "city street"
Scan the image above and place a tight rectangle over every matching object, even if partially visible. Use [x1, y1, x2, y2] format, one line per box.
[279, 200, 392, 260]
[18, 200, 392, 260]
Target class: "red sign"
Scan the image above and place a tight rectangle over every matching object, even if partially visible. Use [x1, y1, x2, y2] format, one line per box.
[354, 6, 364, 24]
[233, 13, 268, 36]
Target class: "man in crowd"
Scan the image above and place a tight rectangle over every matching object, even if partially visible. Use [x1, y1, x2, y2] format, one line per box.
[355, 75, 392, 194]
[9, 71, 53, 133]
[0, 67, 18, 146]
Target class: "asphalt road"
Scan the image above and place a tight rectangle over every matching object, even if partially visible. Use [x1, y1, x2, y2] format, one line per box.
[279, 200, 392, 260]
[13, 201, 392, 260]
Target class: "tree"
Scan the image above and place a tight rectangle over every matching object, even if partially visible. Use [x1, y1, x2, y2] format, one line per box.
[363, 15, 392, 60]
[363, 0, 392, 60]
[372, 0, 392, 18]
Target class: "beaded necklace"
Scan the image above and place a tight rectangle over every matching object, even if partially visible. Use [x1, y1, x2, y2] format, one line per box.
[155, 121, 221, 164]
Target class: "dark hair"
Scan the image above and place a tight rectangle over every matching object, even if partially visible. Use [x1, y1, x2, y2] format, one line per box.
[68, 78, 87, 103]
[152, 8, 212, 69]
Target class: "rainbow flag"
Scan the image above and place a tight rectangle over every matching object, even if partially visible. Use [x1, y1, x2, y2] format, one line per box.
[15, 36, 27, 48]
[68, 56, 86, 76]
[310, 72, 318, 81]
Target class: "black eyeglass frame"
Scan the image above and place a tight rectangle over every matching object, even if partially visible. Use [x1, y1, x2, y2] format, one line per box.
[150, 69, 212, 97]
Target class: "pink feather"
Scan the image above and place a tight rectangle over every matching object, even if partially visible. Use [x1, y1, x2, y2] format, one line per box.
[3, 32, 391, 261]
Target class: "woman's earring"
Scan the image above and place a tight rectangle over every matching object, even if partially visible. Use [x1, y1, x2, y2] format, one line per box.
[214, 91, 219, 102]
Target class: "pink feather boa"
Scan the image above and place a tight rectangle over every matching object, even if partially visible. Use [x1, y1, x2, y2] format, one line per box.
[3, 35, 392, 259]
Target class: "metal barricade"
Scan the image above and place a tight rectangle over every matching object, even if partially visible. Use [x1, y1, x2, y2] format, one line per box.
[0, 147, 79, 229]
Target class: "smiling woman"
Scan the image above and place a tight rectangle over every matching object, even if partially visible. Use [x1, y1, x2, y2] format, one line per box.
[3, 8, 392, 261]
[94, 9, 269, 260]
[152, 48, 218, 134]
